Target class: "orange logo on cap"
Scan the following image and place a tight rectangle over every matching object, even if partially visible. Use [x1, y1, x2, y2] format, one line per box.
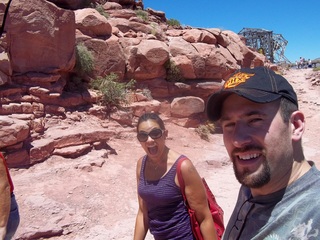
[224, 72, 254, 89]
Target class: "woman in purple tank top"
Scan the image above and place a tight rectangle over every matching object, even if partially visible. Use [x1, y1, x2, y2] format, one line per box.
[133, 113, 218, 240]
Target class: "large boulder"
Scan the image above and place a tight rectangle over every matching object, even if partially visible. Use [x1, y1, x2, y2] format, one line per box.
[6, 0, 76, 74]
[170, 96, 205, 117]
[75, 8, 112, 37]
[80, 36, 126, 79]
[125, 39, 169, 80]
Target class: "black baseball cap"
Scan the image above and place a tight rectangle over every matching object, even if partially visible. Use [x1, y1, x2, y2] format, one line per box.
[206, 66, 298, 121]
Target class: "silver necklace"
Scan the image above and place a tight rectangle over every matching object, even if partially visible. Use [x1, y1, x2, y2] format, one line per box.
[148, 159, 165, 171]
[149, 160, 160, 171]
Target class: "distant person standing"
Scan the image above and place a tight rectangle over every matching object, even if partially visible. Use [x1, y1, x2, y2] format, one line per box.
[299, 57, 305, 69]
[308, 59, 312, 68]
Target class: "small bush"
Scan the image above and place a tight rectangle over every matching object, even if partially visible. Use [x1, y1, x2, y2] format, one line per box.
[195, 122, 216, 141]
[136, 10, 148, 21]
[205, 122, 216, 133]
[90, 73, 136, 108]
[87, 0, 108, 8]
[313, 66, 320, 71]
[142, 88, 153, 100]
[165, 60, 184, 82]
[167, 18, 181, 28]
[75, 43, 94, 76]
[95, 4, 109, 19]
[150, 22, 157, 36]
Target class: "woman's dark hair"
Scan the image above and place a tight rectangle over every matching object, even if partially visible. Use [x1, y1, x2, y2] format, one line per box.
[279, 97, 298, 122]
[137, 112, 165, 131]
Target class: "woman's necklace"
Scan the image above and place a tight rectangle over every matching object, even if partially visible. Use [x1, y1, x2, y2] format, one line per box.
[148, 158, 166, 171]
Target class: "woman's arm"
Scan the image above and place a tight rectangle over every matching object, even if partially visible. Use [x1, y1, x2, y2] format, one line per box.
[0, 158, 10, 240]
[134, 195, 149, 240]
[178, 158, 218, 240]
[133, 158, 149, 240]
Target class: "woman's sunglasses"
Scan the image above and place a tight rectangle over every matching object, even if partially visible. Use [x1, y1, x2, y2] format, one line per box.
[137, 128, 163, 142]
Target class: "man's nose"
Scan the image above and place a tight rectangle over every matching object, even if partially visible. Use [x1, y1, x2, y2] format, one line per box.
[232, 123, 252, 148]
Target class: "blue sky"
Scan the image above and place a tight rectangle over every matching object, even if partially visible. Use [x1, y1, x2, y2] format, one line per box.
[143, 0, 320, 63]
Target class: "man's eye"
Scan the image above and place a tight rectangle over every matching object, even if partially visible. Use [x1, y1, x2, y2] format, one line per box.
[248, 118, 265, 127]
[250, 118, 263, 123]
[222, 122, 235, 129]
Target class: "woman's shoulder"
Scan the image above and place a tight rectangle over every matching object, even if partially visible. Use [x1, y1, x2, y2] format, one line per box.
[172, 153, 194, 172]
[136, 155, 146, 170]
[168, 149, 185, 162]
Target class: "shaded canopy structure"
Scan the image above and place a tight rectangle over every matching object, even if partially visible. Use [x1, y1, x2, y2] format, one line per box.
[238, 28, 290, 64]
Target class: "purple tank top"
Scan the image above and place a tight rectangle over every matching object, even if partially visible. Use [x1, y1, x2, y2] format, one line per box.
[138, 155, 194, 240]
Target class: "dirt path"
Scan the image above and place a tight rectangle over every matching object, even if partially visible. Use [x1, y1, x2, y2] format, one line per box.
[10, 68, 320, 240]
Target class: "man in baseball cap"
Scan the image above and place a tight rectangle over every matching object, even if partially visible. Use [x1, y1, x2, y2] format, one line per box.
[206, 66, 298, 121]
[206, 66, 320, 240]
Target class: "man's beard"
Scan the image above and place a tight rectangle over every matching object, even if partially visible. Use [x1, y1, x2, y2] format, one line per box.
[233, 157, 271, 188]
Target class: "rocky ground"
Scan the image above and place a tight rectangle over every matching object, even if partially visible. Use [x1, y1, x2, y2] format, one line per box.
[9, 68, 320, 240]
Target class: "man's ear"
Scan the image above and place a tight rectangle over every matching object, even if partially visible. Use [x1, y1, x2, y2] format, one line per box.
[290, 111, 305, 141]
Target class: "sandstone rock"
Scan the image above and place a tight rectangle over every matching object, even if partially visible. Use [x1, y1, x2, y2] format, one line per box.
[129, 99, 161, 117]
[82, 36, 126, 79]
[182, 28, 217, 45]
[110, 110, 134, 126]
[29, 138, 55, 164]
[5, 148, 30, 167]
[0, 116, 30, 148]
[103, 2, 122, 11]
[107, 9, 137, 19]
[30, 118, 45, 134]
[75, 8, 112, 37]
[170, 96, 205, 117]
[125, 39, 169, 80]
[53, 144, 92, 158]
[6, 0, 76, 74]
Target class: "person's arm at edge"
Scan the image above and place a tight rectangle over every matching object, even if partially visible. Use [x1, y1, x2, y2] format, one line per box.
[0, 157, 11, 240]
[133, 157, 149, 240]
[180, 158, 218, 240]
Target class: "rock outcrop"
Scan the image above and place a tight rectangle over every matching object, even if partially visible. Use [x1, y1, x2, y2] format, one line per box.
[0, 0, 267, 167]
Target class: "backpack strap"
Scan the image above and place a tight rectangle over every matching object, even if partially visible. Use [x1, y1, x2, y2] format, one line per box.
[176, 155, 188, 201]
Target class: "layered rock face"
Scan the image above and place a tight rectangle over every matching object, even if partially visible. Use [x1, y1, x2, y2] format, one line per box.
[0, 0, 267, 167]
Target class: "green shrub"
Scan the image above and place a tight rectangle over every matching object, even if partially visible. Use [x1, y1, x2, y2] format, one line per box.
[75, 43, 94, 76]
[95, 4, 109, 19]
[195, 122, 216, 141]
[165, 60, 184, 82]
[150, 22, 157, 36]
[87, 1, 108, 8]
[142, 88, 153, 100]
[90, 73, 136, 108]
[313, 66, 320, 71]
[136, 10, 148, 21]
[205, 122, 216, 133]
[167, 18, 181, 27]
